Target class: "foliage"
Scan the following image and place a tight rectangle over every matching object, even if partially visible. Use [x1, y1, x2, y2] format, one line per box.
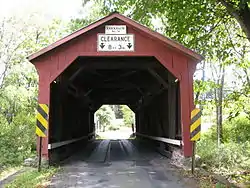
[67, 1, 105, 32]
[0, 16, 67, 168]
[110, 105, 123, 119]
[223, 116, 250, 143]
[197, 116, 250, 175]
[121, 105, 135, 127]
[0, 114, 36, 166]
[0, 64, 38, 166]
[5, 167, 58, 188]
[95, 105, 115, 131]
[108, 125, 120, 131]
[0, 167, 22, 181]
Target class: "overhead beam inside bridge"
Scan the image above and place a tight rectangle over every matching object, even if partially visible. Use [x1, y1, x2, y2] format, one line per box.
[102, 70, 138, 82]
[78, 58, 160, 70]
[147, 69, 169, 88]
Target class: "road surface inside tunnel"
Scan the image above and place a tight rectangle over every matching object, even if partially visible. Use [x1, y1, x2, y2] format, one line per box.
[49, 139, 197, 188]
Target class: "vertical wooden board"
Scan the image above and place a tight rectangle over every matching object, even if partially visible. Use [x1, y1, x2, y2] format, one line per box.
[172, 53, 193, 156]
[161, 92, 169, 138]
[36, 136, 49, 159]
[168, 81, 177, 139]
[172, 52, 188, 74]
[57, 52, 66, 73]
[155, 53, 180, 80]
[176, 84, 182, 139]
[49, 56, 59, 79]
[188, 60, 197, 110]
[180, 71, 193, 157]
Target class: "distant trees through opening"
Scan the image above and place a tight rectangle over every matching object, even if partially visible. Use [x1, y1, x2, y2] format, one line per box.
[94, 105, 135, 139]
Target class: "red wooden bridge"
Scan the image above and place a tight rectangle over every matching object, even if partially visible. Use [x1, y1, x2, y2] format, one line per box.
[28, 12, 203, 163]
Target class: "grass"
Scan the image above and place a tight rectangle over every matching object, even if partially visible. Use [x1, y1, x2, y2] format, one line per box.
[180, 169, 233, 188]
[0, 166, 22, 181]
[4, 167, 59, 188]
[95, 133, 107, 140]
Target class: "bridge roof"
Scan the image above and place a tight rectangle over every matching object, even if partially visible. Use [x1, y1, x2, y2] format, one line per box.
[28, 12, 204, 62]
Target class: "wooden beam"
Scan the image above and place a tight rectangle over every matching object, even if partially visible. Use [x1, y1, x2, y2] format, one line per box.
[69, 67, 85, 82]
[82, 61, 159, 69]
[147, 69, 168, 88]
[136, 133, 181, 146]
[67, 84, 95, 109]
[136, 87, 166, 111]
[103, 70, 138, 82]
[127, 104, 136, 113]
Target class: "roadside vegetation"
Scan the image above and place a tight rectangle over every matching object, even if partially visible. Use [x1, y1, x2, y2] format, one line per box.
[197, 116, 250, 185]
[0, 0, 250, 187]
[4, 167, 58, 188]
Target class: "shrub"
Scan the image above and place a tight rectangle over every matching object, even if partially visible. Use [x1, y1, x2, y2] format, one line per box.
[108, 125, 119, 131]
[0, 112, 36, 167]
[197, 116, 250, 173]
[223, 117, 250, 143]
[197, 139, 250, 172]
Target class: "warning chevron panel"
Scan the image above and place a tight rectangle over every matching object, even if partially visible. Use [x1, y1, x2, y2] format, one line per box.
[36, 104, 49, 137]
[190, 108, 201, 141]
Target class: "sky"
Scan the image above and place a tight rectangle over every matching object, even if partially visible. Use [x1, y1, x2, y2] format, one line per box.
[0, 0, 85, 20]
[0, 0, 88, 81]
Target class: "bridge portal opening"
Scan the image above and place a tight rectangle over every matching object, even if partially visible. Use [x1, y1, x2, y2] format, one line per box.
[48, 56, 181, 162]
[95, 105, 135, 139]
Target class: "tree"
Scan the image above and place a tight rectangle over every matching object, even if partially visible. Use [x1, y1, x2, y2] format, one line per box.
[101, 0, 250, 43]
[109, 105, 123, 119]
[219, 0, 250, 41]
[0, 17, 26, 86]
[0, 15, 67, 165]
[68, 1, 105, 32]
[121, 105, 134, 127]
[95, 105, 115, 131]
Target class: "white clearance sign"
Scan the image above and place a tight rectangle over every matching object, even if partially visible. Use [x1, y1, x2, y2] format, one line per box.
[97, 25, 135, 52]
[97, 34, 134, 51]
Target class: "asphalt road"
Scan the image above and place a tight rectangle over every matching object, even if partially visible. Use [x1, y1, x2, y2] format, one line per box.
[49, 139, 198, 188]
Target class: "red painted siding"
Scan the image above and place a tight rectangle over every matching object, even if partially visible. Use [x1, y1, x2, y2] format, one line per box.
[31, 16, 201, 158]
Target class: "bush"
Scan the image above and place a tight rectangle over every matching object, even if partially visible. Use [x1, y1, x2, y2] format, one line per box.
[197, 138, 250, 173]
[0, 112, 36, 167]
[108, 125, 119, 131]
[197, 116, 250, 173]
[223, 117, 250, 143]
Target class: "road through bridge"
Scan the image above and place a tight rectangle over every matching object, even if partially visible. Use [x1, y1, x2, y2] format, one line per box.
[28, 12, 203, 177]
[49, 138, 198, 188]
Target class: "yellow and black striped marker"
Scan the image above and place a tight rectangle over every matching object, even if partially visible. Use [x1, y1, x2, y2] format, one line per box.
[190, 108, 201, 141]
[36, 104, 49, 137]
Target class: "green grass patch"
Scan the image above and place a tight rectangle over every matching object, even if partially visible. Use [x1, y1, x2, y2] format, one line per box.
[95, 134, 107, 140]
[0, 167, 22, 181]
[179, 169, 215, 188]
[4, 167, 59, 188]
[196, 116, 250, 186]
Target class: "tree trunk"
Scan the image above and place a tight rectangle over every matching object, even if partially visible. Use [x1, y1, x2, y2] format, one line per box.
[217, 65, 225, 145]
[219, 0, 250, 41]
[214, 87, 219, 142]
[195, 61, 206, 105]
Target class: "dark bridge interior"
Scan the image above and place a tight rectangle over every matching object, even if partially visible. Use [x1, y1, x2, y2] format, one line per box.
[49, 56, 181, 162]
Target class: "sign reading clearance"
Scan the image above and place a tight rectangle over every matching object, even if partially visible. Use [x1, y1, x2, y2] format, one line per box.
[97, 25, 135, 52]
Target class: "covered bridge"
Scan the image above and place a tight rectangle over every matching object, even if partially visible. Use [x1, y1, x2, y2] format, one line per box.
[28, 12, 203, 162]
